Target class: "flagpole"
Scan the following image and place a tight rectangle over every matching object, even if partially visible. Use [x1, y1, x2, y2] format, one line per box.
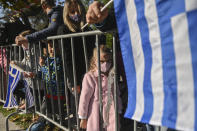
[81, 0, 114, 30]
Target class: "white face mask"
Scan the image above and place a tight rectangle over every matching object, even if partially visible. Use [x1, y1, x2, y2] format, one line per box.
[100, 62, 112, 73]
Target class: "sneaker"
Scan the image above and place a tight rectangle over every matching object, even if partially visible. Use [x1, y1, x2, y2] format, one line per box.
[29, 122, 45, 131]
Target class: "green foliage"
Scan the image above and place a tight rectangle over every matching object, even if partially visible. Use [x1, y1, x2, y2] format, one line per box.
[0, 103, 16, 116]
[106, 33, 113, 49]
[0, 104, 33, 129]
[0, 104, 63, 130]
[10, 113, 34, 129]
[0, 0, 40, 12]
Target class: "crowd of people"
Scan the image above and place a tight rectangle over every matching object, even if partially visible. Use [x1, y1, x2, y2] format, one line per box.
[0, 0, 135, 131]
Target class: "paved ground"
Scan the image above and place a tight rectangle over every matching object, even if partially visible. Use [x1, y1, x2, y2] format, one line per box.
[0, 113, 25, 131]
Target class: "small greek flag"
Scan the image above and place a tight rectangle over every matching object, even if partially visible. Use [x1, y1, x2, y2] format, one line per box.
[4, 64, 23, 108]
[4, 63, 34, 109]
[114, 0, 197, 130]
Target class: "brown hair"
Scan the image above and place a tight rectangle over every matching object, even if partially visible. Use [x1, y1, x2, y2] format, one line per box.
[89, 45, 112, 72]
[41, 0, 55, 7]
[63, 0, 86, 32]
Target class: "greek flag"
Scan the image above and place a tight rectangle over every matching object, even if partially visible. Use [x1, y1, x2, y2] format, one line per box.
[4, 64, 23, 108]
[114, 0, 197, 130]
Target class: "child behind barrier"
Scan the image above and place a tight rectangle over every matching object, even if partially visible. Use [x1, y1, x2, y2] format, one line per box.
[78, 45, 122, 131]
[11, 30, 35, 110]
[31, 40, 66, 130]
[39, 40, 65, 106]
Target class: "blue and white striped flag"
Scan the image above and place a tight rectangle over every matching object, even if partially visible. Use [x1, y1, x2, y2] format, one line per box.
[4, 64, 23, 108]
[114, 0, 197, 130]
[23, 80, 34, 109]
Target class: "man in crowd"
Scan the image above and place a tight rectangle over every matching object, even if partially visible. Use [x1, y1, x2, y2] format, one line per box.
[15, 0, 63, 48]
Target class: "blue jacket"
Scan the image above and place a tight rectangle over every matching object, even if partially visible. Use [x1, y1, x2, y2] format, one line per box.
[26, 6, 63, 43]
[38, 56, 65, 96]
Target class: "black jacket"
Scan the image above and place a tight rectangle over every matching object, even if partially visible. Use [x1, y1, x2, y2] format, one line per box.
[57, 25, 95, 88]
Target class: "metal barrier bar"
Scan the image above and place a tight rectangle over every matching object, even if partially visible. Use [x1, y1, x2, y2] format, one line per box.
[96, 35, 104, 130]
[82, 36, 88, 72]
[28, 43, 38, 113]
[6, 110, 22, 131]
[38, 42, 48, 115]
[134, 120, 137, 131]
[113, 34, 119, 131]
[14, 46, 17, 60]
[155, 126, 160, 131]
[19, 46, 22, 61]
[71, 37, 80, 130]
[53, 39, 63, 125]
[61, 38, 71, 131]
[48, 30, 105, 40]
[5, 47, 10, 100]
[45, 41, 55, 120]
[33, 43, 42, 112]
[36, 111, 69, 131]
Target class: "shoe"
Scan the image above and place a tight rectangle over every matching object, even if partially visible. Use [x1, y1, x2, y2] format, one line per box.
[29, 121, 45, 131]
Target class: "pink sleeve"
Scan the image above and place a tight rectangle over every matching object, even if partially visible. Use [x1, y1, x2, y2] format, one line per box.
[78, 73, 95, 119]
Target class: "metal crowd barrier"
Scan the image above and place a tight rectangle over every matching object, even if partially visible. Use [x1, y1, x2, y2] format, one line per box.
[24, 30, 124, 131]
[0, 44, 23, 103]
[0, 44, 30, 131]
[0, 31, 169, 131]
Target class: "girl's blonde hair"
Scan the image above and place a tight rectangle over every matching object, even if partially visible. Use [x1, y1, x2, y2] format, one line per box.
[89, 45, 112, 72]
[63, 0, 86, 32]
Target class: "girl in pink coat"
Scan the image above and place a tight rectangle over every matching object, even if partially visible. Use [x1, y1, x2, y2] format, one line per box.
[78, 45, 122, 131]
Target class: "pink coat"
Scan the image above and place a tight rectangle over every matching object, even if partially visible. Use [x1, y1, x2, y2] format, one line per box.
[78, 71, 122, 131]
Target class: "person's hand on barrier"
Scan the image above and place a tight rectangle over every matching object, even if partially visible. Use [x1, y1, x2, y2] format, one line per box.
[15, 36, 21, 46]
[23, 72, 35, 78]
[72, 86, 80, 94]
[39, 57, 45, 66]
[86, 1, 108, 24]
[80, 119, 87, 129]
[15, 36, 28, 49]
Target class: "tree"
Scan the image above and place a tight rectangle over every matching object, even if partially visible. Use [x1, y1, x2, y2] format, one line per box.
[0, 0, 40, 12]
[0, 0, 48, 30]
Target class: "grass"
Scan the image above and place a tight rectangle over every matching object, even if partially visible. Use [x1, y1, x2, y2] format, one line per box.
[0, 103, 34, 129]
[0, 103, 63, 130]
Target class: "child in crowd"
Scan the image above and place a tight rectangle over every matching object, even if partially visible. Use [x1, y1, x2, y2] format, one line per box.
[78, 45, 122, 131]
[31, 40, 66, 130]
[58, 0, 95, 88]
[57, 0, 95, 121]
[11, 30, 35, 110]
[39, 40, 65, 101]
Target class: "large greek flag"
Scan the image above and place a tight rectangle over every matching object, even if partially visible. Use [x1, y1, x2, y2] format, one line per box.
[114, 0, 197, 130]
[4, 64, 23, 108]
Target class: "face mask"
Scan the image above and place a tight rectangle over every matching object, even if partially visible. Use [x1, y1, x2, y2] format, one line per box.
[100, 62, 111, 73]
[69, 14, 81, 22]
